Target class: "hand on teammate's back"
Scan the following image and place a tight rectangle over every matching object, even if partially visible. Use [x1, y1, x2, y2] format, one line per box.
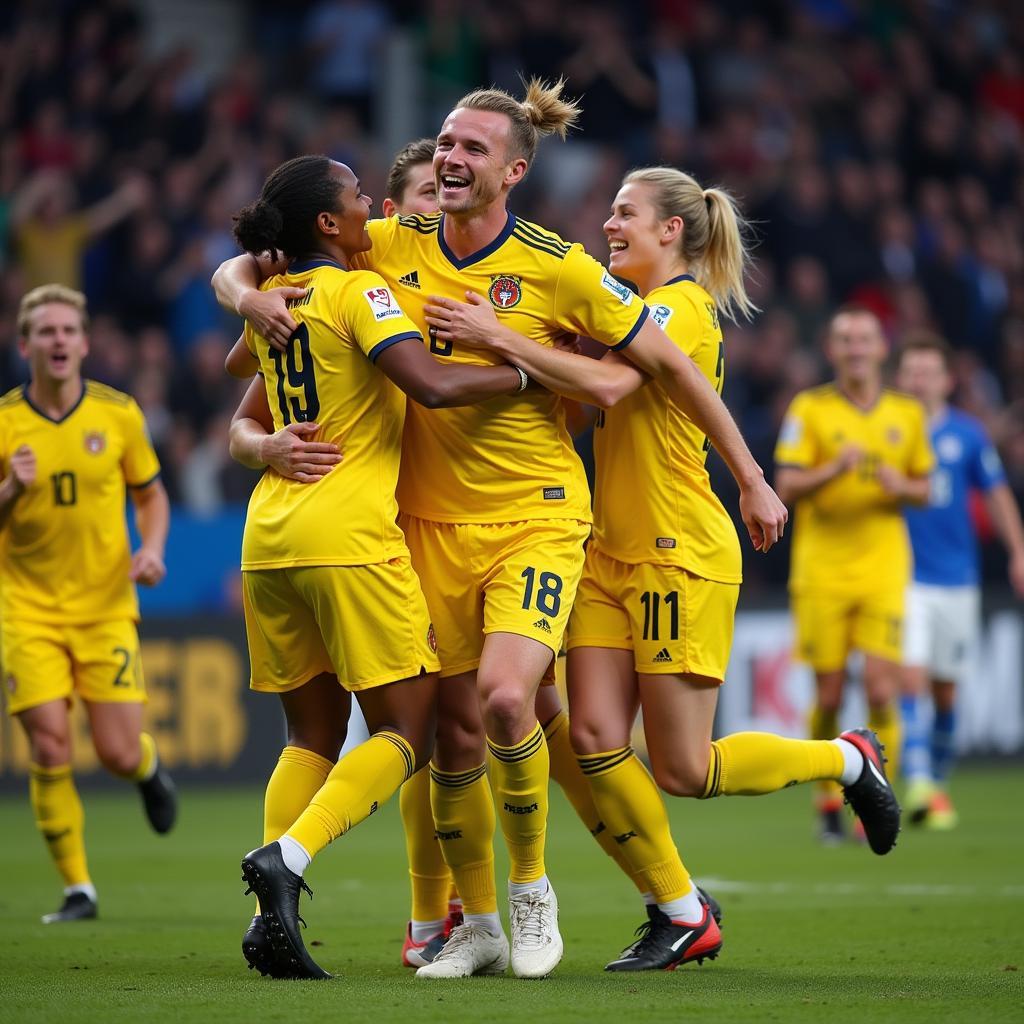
[739, 475, 788, 553]
[260, 422, 342, 484]
[239, 287, 304, 350]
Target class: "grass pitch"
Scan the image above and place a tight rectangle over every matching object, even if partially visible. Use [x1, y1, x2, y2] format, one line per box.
[2, 766, 1022, 1024]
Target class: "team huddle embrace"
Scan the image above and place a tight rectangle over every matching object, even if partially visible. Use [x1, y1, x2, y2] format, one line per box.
[211, 78, 898, 980]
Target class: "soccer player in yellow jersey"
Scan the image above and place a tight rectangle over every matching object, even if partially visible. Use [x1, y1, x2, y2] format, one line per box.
[214, 79, 786, 979]
[430, 167, 905, 970]
[775, 307, 934, 842]
[0, 284, 175, 925]
[223, 155, 531, 979]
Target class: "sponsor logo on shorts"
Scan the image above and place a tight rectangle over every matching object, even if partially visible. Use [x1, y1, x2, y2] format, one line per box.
[656, 537, 676, 548]
[427, 623, 438, 653]
[363, 286, 404, 321]
[435, 829, 463, 841]
[369, 800, 379, 816]
[614, 830, 638, 844]
[504, 801, 539, 815]
[533, 618, 552, 633]
[488, 274, 522, 308]
[84, 431, 106, 454]
[543, 487, 565, 500]
[653, 648, 672, 663]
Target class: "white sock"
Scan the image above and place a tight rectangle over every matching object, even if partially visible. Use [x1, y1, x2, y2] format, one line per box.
[464, 911, 503, 937]
[833, 738, 865, 786]
[66, 882, 97, 902]
[509, 875, 549, 899]
[657, 887, 704, 924]
[641, 891, 656, 907]
[411, 918, 446, 943]
[276, 835, 311, 876]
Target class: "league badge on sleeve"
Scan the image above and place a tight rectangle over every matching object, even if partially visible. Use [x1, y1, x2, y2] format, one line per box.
[363, 287, 404, 321]
[601, 270, 635, 306]
[488, 274, 522, 309]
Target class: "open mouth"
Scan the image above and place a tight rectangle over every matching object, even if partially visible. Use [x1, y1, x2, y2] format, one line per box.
[440, 173, 470, 195]
[50, 352, 69, 369]
[608, 240, 628, 256]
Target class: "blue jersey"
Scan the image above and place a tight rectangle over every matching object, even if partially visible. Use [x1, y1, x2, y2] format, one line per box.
[905, 408, 1005, 586]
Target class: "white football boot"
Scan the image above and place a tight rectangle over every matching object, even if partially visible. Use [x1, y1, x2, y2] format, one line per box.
[509, 885, 563, 978]
[415, 923, 510, 978]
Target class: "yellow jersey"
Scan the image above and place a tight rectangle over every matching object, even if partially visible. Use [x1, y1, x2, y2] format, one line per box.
[0, 380, 160, 624]
[591, 276, 741, 583]
[775, 384, 934, 594]
[350, 213, 650, 524]
[242, 257, 422, 570]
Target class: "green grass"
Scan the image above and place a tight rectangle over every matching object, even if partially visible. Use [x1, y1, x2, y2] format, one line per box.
[2, 767, 1022, 1023]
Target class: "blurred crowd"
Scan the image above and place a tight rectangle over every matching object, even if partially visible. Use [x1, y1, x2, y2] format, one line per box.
[1, 0, 1023, 587]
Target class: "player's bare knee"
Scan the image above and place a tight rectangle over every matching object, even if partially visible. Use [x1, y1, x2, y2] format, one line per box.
[287, 725, 345, 763]
[569, 714, 621, 756]
[97, 741, 140, 778]
[650, 755, 706, 797]
[28, 726, 71, 767]
[481, 686, 530, 739]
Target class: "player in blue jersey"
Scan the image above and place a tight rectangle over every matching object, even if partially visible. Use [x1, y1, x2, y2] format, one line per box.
[896, 332, 1024, 827]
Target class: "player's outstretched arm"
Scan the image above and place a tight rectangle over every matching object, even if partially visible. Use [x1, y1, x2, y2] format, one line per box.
[229, 377, 342, 483]
[986, 482, 1024, 596]
[423, 292, 648, 407]
[375, 338, 523, 409]
[0, 444, 36, 531]
[621, 317, 788, 552]
[211, 253, 298, 350]
[129, 478, 169, 586]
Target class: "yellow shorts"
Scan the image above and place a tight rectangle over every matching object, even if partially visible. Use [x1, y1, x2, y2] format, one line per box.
[792, 588, 904, 672]
[2, 618, 145, 716]
[242, 559, 440, 693]
[567, 548, 739, 681]
[399, 515, 590, 677]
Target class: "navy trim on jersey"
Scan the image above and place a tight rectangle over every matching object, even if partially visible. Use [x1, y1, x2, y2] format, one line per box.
[288, 257, 346, 274]
[127, 471, 162, 490]
[611, 305, 650, 350]
[663, 274, 696, 286]
[21, 382, 86, 425]
[438, 212, 516, 270]
[368, 331, 421, 363]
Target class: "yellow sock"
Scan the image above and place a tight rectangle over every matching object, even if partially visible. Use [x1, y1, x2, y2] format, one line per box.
[809, 705, 843, 805]
[286, 732, 414, 859]
[869, 704, 901, 782]
[543, 710, 644, 893]
[264, 745, 333, 843]
[701, 733, 845, 797]
[30, 763, 91, 888]
[578, 747, 691, 903]
[487, 723, 549, 884]
[430, 763, 496, 915]
[401, 765, 453, 922]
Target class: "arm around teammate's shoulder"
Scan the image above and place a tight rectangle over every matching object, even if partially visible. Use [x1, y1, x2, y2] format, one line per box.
[211, 252, 300, 350]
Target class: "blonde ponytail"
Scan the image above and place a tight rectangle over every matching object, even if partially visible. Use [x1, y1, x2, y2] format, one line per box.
[624, 167, 758, 322]
[454, 77, 581, 165]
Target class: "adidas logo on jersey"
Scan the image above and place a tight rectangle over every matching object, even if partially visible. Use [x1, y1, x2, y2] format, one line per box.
[653, 648, 672, 663]
[398, 270, 421, 289]
[533, 618, 552, 633]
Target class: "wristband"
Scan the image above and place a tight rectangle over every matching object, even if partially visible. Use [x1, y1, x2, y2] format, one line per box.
[513, 365, 529, 392]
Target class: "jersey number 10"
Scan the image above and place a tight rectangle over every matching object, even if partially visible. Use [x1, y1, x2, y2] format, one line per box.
[270, 323, 320, 424]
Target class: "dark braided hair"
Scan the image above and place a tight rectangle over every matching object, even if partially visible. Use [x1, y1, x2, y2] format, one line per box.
[233, 155, 343, 260]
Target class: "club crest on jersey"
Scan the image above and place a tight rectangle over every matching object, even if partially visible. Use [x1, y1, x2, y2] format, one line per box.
[363, 286, 403, 321]
[84, 431, 106, 455]
[886, 426, 903, 445]
[488, 274, 522, 309]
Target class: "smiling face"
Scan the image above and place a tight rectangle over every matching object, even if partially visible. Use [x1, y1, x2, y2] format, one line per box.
[603, 181, 669, 282]
[324, 161, 373, 256]
[19, 301, 89, 386]
[826, 310, 888, 388]
[393, 161, 438, 216]
[433, 108, 525, 216]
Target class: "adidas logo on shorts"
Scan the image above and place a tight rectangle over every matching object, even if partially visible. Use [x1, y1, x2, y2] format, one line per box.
[398, 270, 421, 289]
[653, 648, 672, 663]
[533, 618, 552, 633]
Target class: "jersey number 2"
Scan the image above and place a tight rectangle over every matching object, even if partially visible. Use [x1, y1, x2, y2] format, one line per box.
[270, 323, 320, 424]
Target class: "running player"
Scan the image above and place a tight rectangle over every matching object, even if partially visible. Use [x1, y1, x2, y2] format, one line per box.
[0, 284, 176, 924]
[427, 166, 904, 971]
[225, 155, 531, 979]
[774, 307, 934, 842]
[896, 331, 1024, 827]
[214, 79, 785, 980]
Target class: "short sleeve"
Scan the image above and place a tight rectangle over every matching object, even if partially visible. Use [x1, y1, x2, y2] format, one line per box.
[650, 294, 705, 359]
[774, 393, 818, 469]
[552, 246, 649, 350]
[906, 402, 935, 477]
[122, 399, 161, 488]
[970, 426, 1006, 491]
[343, 273, 422, 363]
